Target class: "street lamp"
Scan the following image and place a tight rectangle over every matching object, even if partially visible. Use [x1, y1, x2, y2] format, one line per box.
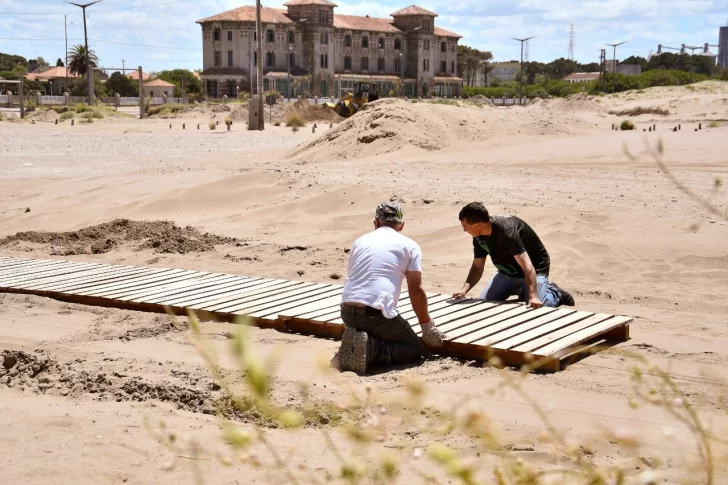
[605, 40, 628, 94]
[67, 0, 103, 105]
[511, 36, 535, 104]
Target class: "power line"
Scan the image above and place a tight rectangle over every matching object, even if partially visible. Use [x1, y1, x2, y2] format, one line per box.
[0, 0, 196, 16]
[89, 39, 202, 51]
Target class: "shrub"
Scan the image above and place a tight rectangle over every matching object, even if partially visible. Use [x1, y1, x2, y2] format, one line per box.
[60, 111, 74, 121]
[208, 121, 216, 130]
[620, 120, 635, 130]
[25, 100, 37, 112]
[707, 121, 722, 128]
[80, 110, 104, 120]
[286, 114, 305, 128]
[609, 106, 669, 116]
[147, 104, 189, 117]
[224, 117, 233, 127]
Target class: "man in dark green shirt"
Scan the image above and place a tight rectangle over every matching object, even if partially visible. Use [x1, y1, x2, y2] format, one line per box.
[452, 202, 575, 308]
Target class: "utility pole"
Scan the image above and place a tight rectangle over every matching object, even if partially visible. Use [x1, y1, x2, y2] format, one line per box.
[65, 15, 69, 94]
[67, 0, 103, 106]
[121, 59, 125, 74]
[138, 66, 144, 119]
[256, 0, 264, 130]
[605, 40, 627, 94]
[512, 36, 535, 105]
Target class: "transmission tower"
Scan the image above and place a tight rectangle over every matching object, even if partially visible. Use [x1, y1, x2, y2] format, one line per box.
[568, 24, 575, 60]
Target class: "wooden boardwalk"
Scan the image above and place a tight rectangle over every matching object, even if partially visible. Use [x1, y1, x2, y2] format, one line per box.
[0, 256, 631, 372]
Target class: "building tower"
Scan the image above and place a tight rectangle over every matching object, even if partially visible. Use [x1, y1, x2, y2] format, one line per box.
[719, 25, 728, 68]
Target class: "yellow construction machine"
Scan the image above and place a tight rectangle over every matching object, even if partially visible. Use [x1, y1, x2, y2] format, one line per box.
[327, 81, 380, 118]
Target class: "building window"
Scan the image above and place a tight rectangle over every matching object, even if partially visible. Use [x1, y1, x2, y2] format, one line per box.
[394, 38, 401, 50]
[267, 52, 275, 67]
[345, 35, 352, 47]
[378, 57, 385, 71]
[378, 37, 384, 49]
[289, 53, 295, 67]
[344, 56, 351, 69]
[321, 32, 328, 45]
[422, 59, 429, 71]
[440, 60, 446, 73]
[394, 57, 401, 72]
[424, 40, 430, 50]
[214, 50, 221, 67]
[266, 29, 274, 42]
[253, 31, 256, 41]
[451, 44, 455, 52]
[253, 51, 257, 66]
[288, 30, 294, 43]
[441, 42, 446, 52]
[451, 61, 455, 73]
[228, 50, 234, 67]
[361, 56, 369, 70]
[320, 53, 328, 68]
[320, 9, 329, 23]
[214, 28, 220, 41]
[228, 31, 233, 41]
[361, 36, 368, 48]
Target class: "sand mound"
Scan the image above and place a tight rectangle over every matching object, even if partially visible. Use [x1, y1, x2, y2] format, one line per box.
[0, 219, 239, 255]
[288, 98, 464, 161]
[283, 98, 343, 124]
[550, 92, 605, 112]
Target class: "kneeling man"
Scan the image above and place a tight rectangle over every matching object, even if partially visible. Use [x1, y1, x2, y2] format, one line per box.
[335, 202, 445, 374]
[453, 202, 575, 309]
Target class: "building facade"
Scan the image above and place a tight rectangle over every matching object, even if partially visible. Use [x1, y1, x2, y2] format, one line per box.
[196, 2, 463, 99]
[720, 26, 728, 69]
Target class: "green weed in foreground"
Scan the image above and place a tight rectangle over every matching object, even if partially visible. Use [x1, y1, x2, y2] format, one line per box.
[143, 309, 727, 485]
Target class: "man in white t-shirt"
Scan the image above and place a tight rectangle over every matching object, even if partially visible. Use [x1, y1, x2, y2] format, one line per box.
[335, 202, 445, 374]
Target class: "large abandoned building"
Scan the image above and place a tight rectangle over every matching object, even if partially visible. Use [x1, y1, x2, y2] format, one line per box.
[196, 2, 463, 99]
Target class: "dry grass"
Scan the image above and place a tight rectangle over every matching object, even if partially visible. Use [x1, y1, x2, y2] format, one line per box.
[208, 121, 216, 130]
[286, 114, 305, 128]
[609, 106, 670, 116]
[620, 120, 636, 131]
[147, 104, 189, 117]
[707, 121, 722, 129]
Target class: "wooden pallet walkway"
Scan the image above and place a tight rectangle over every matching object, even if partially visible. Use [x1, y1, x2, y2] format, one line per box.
[0, 256, 631, 372]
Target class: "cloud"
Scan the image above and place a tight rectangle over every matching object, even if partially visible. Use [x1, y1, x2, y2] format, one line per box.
[0, 0, 724, 72]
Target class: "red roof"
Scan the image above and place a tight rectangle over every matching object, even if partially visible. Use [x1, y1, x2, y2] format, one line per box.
[391, 5, 438, 16]
[197, 6, 292, 24]
[284, 0, 337, 6]
[334, 14, 400, 32]
[25, 67, 78, 80]
[144, 79, 176, 87]
[127, 70, 151, 80]
[435, 26, 461, 38]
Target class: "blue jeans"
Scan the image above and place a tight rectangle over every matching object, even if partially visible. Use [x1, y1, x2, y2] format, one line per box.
[478, 272, 559, 307]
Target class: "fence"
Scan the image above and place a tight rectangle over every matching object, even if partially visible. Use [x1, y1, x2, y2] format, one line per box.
[0, 95, 8, 104]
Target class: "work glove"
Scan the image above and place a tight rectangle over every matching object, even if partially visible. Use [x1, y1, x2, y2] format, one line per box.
[421, 320, 445, 347]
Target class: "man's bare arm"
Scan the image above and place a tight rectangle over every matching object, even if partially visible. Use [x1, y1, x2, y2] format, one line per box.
[513, 252, 542, 308]
[453, 257, 486, 298]
[406, 270, 431, 324]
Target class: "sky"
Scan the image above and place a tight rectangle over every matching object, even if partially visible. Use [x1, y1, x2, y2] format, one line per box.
[0, 0, 725, 73]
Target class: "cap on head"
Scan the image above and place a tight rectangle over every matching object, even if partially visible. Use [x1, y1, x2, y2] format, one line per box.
[375, 201, 404, 225]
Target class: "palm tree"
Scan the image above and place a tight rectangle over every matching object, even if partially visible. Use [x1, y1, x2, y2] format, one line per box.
[67, 45, 99, 76]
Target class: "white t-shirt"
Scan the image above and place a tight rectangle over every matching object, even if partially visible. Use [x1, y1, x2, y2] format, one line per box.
[341, 226, 423, 319]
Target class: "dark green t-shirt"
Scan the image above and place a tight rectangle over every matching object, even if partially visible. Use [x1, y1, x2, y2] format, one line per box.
[472, 216, 550, 278]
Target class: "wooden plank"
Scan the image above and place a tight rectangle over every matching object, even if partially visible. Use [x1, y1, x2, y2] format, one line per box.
[15, 265, 139, 290]
[161, 277, 276, 307]
[531, 315, 632, 357]
[190, 280, 306, 311]
[397, 297, 458, 321]
[33, 266, 155, 292]
[202, 281, 316, 313]
[0, 260, 84, 283]
[243, 288, 346, 319]
[516, 313, 624, 354]
[427, 302, 524, 336]
[276, 291, 345, 318]
[117, 273, 242, 303]
[2, 263, 109, 287]
[78, 269, 196, 297]
[472, 309, 588, 347]
[219, 283, 333, 313]
[0, 258, 66, 274]
[410, 301, 501, 334]
[101, 271, 208, 300]
[136, 274, 252, 304]
[447, 305, 535, 343]
[408, 299, 493, 327]
[487, 309, 578, 349]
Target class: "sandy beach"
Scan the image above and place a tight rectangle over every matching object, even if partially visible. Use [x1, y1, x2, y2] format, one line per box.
[1, 82, 727, 484]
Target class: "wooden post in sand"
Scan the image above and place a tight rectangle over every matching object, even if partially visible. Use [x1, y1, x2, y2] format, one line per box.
[138, 67, 145, 120]
[19, 79, 25, 119]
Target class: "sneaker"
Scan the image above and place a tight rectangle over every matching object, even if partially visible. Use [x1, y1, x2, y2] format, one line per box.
[549, 281, 575, 306]
[338, 326, 368, 374]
